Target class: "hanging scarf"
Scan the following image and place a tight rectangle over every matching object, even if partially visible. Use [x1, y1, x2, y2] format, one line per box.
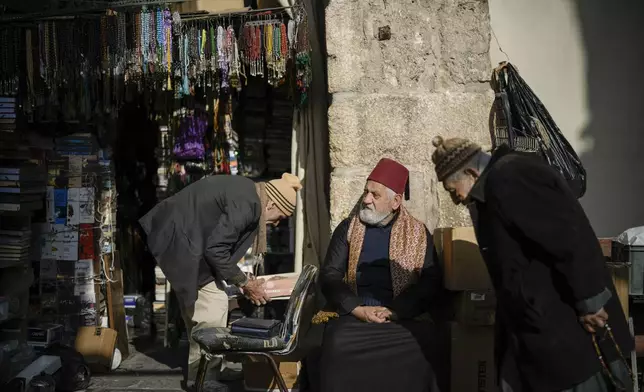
[312, 206, 428, 324]
[251, 182, 268, 256]
[173, 113, 207, 159]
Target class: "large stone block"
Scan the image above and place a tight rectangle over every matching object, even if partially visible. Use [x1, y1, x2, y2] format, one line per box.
[325, 0, 364, 93]
[437, 0, 492, 89]
[326, 0, 491, 93]
[328, 91, 493, 169]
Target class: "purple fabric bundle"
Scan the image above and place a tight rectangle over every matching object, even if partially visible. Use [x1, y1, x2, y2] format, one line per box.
[173, 114, 207, 159]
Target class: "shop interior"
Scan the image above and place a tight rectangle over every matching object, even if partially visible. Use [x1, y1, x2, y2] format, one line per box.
[0, 0, 328, 389]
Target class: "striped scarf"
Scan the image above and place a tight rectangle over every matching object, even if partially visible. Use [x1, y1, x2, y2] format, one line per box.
[312, 206, 428, 324]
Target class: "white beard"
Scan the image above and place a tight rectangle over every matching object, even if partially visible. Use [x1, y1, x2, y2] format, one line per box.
[359, 207, 391, 226]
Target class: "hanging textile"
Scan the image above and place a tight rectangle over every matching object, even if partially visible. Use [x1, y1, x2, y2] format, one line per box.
[172, 111, 208, 160]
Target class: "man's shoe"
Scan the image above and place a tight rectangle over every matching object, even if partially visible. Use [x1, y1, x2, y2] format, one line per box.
[182, 380, 229, 392]
[203, 380, 229, 392]
[218, 367, 243, 382]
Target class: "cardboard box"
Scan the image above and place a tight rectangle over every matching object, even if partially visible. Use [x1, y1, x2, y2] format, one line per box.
[243, 360, 299, 392]
[434, 227, 492, 291]
[175, 0, 245, 14]
[609, 264, 629, 317]
[450, 323, 496, 392]
[75, 326, 117, 373]
[453, 290, 496, 326]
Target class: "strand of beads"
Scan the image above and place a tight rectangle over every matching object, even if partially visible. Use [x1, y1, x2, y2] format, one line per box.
[157, 8, 165, 71]
[182, 34, 189, 95]
[149, 9, 157, 69]
[217, 26, 228, 89]
[210, 25, 217, 72]
[164, 9, 173, 89]
[141, 9, 149, 73]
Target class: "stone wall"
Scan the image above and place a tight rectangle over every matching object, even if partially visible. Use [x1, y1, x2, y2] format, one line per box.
[326, 0, 494, 230]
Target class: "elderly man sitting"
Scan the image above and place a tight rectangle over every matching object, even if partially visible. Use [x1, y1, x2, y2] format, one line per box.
[315, 158, 443, 392]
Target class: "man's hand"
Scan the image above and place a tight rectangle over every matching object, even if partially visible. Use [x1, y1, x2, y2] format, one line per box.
[579, 307, 609, 333]
[375, 308, 396, 321]
[351, 306, 389, 323]
[241, 277, 270, 306]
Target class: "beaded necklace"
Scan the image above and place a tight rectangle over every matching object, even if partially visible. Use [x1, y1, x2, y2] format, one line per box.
[116, 12, 126, 77]
[210, 25, 216, 72]
[257, 26, 263, 77]
[227, 26, 242, 90]
[142, 9, 150, 73]
[164, 9, 173, 90]
[200, 28, 207, 74]
[156, 8, 164, 71]
[38, 24, 45, 82]
[280, 22, 288, 60]
[52, 22, 58, 87]
[265, 23, 273, 76]
[295, 12, 311, 106]
[217, 25, 228, 89]
[26, 29, 35, 106]
[134, 11, 142, 74]
[149, 8, 157, 71]
[172, 11, 182, 94]
[182, 34, 190, 95]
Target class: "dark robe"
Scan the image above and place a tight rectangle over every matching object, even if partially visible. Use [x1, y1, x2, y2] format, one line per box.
[319, 217, 444, 392]
[139, 175, 259, 310]
[468, 145, 634, 392]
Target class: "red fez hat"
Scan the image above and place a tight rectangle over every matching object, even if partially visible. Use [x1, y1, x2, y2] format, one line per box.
[368, 158, 410, 199]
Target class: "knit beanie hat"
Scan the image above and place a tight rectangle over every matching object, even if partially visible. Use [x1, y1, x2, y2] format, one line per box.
[431, 136, 482, 181]
[265, 173, 303, 216]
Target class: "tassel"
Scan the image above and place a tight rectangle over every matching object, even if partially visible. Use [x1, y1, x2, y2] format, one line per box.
[311, 311, 339, 325]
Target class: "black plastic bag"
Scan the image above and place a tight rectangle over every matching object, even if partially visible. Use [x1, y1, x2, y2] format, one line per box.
[43, 344, 91, 392]
[491, 62, 587, 198]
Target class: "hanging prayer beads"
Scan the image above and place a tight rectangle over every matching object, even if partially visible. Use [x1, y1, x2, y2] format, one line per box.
[11, 5, 309, 118]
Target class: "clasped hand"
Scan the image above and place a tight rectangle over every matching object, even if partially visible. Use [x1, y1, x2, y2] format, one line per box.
[241, 276, 270, 306]
[579, 307, 609, 334]
[351, 306, 395, 323]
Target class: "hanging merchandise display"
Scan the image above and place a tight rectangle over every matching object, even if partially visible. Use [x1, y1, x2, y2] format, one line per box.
[172, 110, 208, 160]
[0, 4, 311, 123]
[223, 98, 239, 175]
[294, 8, 311, 106]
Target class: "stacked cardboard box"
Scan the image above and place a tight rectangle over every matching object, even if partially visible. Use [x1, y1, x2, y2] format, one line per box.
[434, 227, 497, 392]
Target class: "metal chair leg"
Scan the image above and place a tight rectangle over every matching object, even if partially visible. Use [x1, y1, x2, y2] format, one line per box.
[255, 352, 289, 392]
[194, 354, 211, 392]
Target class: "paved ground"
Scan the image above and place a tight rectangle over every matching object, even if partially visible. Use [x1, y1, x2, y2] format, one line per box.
[87, 327, 244, 392]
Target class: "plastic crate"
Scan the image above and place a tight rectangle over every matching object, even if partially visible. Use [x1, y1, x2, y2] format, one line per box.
[612, 241, 644, 295]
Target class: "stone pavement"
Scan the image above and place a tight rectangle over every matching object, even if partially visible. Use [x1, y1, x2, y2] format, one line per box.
[87, 333, 244, 392]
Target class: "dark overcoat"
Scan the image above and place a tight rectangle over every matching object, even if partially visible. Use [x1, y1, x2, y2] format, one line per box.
[468, 145, 633, 391]
[139, 175, 260, 309]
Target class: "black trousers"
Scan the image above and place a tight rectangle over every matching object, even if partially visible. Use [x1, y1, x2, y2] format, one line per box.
[319, 316, 446, 392]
